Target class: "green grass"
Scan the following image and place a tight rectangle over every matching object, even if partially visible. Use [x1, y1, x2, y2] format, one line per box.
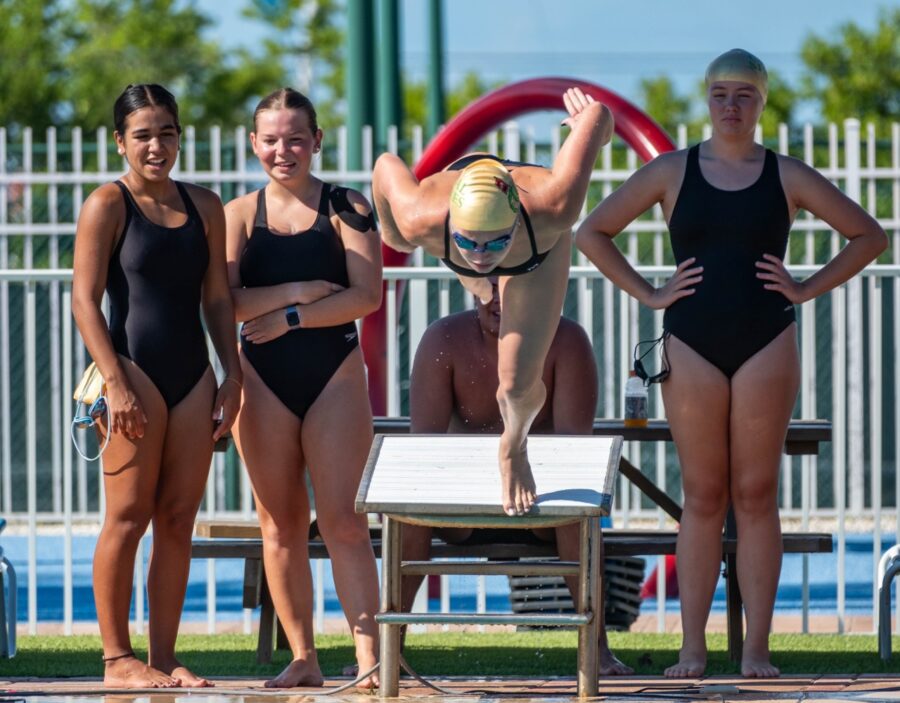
[1, 633, 898, 678]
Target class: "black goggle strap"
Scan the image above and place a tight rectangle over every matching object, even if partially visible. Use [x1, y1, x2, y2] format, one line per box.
[633, 333, 670, 386]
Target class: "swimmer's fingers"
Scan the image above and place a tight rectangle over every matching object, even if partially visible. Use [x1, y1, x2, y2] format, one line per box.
[122, 406, 146, 439]
[561, 88, 595, 126]
[241, 310, 289, 344]
[212, 383, 240, 440]
[756, 257, 807, 303]
[674, 257, 699, 274]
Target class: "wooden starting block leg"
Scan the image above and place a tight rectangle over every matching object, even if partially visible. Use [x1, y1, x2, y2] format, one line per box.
[379, 514, 403, 697]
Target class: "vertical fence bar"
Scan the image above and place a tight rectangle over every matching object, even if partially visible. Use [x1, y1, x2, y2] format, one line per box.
[387, 282, 399, 415]
[23, 128, 33, 268]
[134, 537, 145, 635]
[844, 119, 864, 516]
[834, 284, 847, 633]
[210, 126, 222, 197]
[184, 126, 196, 175]
[26, 280, 38, 633]
[802, 120, 818, 516]
[617, 285, 630, 525]
[315, 559, 325, 634]
[62, 285, 74, 634]
[601, 139, 614, 418]
[235, 126, 248, 196]
[205, 422, 217, 634]
[96, 126, 108, 521]
[869, 275, 882, 629]
[408, 279, 428, 366]
[892, 122, 900, 630]
[72, 128, 88, 515]
[0, 127, 10, 514]
[48, 127, 63, 515]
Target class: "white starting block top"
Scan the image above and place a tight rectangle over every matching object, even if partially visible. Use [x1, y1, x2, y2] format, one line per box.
[355, 434, 622, 519]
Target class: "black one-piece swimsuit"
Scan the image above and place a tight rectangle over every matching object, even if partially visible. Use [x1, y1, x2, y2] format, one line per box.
[239, 184, 359, 420]
[107, 181, 210, 408]
[663, 145, 795, 378]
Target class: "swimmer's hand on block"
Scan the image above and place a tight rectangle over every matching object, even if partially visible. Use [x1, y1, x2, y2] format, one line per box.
[356, 434, 622, 523]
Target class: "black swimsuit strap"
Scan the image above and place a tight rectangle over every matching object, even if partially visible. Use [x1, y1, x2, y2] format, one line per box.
[253, 188, 268, 229]
[519, 206, 538, 257]
[173, 181, 202, 226]
[686, 144, 701, 181]
[314, 181, 332, 228]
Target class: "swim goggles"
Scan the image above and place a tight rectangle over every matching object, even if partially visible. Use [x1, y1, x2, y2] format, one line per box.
[633, 333, 670, 386]
[70, 395, 111, 461]
[451, 231, 513, 253]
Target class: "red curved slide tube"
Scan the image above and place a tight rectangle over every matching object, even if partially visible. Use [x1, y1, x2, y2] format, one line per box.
[361, 77, 676, 414]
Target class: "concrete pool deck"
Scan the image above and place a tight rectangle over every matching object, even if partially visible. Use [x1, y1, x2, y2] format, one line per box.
[3, 674, 900, 701]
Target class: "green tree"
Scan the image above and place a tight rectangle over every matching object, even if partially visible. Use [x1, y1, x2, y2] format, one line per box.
[638, 76, 691, 137]
[757, 69, 796, 136]
[0, 0, 65, 132]
[60, 0, 218, 131]
[800, 8, 900, 130]
[404, 71, 501, 130]
[59, 0, 291, 132]
[446, 72, 501, 119]
[242, 0, 344, 128]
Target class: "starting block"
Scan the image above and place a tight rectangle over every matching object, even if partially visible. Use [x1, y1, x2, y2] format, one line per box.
[355, 434, 622, 698]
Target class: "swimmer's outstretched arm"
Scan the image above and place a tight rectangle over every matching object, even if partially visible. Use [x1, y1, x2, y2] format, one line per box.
[372, 154, 454, 255]
[525, 89, 614, 230]
[372, 153, 418, 253]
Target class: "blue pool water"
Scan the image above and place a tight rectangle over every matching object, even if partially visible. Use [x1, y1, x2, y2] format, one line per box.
[0, 533, 896, 622]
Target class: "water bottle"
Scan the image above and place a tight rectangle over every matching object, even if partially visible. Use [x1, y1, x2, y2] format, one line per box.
[624, 370, 648, 428]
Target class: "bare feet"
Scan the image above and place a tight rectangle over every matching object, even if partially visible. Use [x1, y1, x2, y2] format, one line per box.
[663, 647, 706, 678]
[168, 665, 213, 688]
[354, 647, 380, 691]
[265, 657, 325, 688]
[103, 654, 181, 689]
[151, 656, 212, 688]
[599, 646, 633, 676]
[741, 647, 779, 678]
[498, 438, 537, 515]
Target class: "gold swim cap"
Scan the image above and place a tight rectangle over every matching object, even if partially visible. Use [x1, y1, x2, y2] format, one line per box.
[705, 49, 768, 102]
[449, 159, 520, 232]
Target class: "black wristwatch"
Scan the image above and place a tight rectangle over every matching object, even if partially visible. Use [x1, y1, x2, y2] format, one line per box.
[285, 305, 301, 328]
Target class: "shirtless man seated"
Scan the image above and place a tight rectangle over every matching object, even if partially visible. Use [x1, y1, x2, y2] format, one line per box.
[404, 278, 632, 677]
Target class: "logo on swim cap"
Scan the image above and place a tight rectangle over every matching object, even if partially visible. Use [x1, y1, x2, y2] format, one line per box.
[449, 159, 520, 232]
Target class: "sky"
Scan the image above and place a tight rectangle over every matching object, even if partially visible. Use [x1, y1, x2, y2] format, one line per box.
[197, 0, 890, 124]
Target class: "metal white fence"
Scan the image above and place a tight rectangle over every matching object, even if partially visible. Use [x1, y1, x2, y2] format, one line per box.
[0, 118, 898, 637]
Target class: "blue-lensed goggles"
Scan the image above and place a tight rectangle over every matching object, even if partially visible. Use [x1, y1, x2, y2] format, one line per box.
[451, 231, 513, 253]
[72, 396, 108, 429]
[70, 395, 110, 461]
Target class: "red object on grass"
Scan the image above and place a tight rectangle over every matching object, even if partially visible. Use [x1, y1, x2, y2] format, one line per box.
[640, 553, 679, 599]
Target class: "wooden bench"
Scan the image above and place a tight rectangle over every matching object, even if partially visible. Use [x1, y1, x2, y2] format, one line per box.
[195, 417, 832, 665]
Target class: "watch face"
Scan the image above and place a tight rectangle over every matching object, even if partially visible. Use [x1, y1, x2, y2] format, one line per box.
[286, 308, 300, 327]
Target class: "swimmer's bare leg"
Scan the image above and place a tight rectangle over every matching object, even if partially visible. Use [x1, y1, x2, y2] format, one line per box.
[495, 234, 571, 515]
